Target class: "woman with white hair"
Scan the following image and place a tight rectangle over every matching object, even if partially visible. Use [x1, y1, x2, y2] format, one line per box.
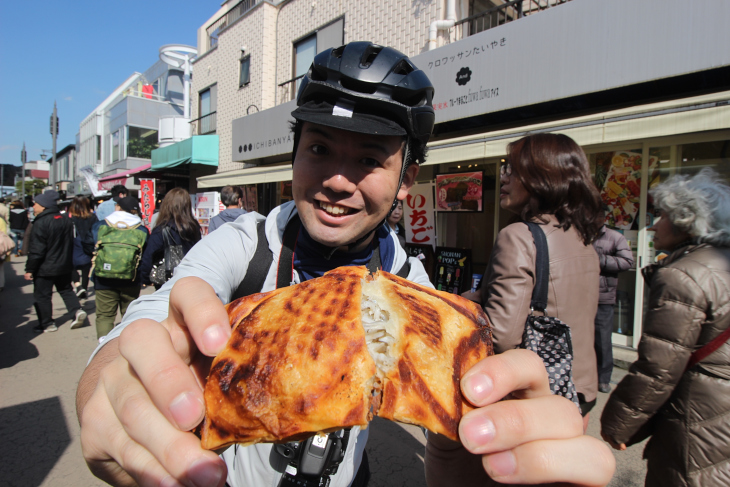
[601, 168, 730, 486]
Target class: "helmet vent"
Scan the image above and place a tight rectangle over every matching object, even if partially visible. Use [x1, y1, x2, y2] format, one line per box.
[331, 45, 345, 58]
[392, 59, 414, 75]
[360, 45, 383, 68]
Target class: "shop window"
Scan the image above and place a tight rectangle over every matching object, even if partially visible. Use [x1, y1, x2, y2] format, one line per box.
[294, 35, 316, 94]
[127, 126, 158, 159]
[199, 85, 217, 134]
[676, 140, 730, 179]
[239, 54, 251, 87]
[111, 130, 121, 162]
[96, 135, 101, 162]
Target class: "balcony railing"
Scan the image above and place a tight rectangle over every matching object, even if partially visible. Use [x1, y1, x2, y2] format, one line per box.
[191, 111, 217, 135]
[206, 0, 262, 52]
[454, 0, 571, 40]
[277, 75, 304, 105]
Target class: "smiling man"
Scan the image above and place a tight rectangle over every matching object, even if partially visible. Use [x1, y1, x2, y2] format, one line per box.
[76, 42, 614, 487]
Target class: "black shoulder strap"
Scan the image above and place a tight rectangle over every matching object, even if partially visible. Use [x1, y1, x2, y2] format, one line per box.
[366, 243, 411, 278]
[525, 221, 549, 312]
[231, 220, 274, 301]
[276, 214, 301, 289]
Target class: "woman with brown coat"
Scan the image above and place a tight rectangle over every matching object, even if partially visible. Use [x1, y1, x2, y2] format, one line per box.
[601, 168, 730, 486]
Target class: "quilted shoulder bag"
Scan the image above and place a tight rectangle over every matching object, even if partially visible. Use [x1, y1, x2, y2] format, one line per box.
[520, 221, 580, 407]
[150, 226, 185, 287]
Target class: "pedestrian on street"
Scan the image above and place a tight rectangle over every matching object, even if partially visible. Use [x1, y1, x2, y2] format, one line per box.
[95, 184, 128, 223]
[8, 200, 29, 256]
[387, 199, 406, 248]
[24, 190, 87, 333]
[601, 168, 730, 486]
[0, 212, 13, 292]
[91, 195, 148, 340]
[69, 196, 97, 299]
[208, 185, 246, 233]
[0, 197, 9, 227]
[592, 223, 634, 393]
[76, 42, 614, 487]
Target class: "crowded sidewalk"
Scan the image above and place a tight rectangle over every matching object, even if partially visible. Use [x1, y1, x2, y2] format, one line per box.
[0, 255, 646, 486]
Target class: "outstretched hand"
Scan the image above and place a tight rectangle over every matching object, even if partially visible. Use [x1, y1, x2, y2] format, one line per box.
[77, 277, 231, 487]
[428, 349, 615, 486]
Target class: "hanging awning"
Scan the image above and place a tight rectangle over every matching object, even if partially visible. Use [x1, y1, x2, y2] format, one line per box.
[97, 163, 152, 190]
[151, 135, 219, 170]
[197, 163, 292, 189]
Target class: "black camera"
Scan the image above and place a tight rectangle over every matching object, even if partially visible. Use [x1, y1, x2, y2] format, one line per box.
[275, 431, 349, 487]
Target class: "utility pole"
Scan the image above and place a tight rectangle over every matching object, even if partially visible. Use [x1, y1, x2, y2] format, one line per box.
[21, 142, 27, 203]
[50, 101, 59, 189]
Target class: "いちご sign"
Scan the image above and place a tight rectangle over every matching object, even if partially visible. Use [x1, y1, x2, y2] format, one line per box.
[404, 182, 436, 250]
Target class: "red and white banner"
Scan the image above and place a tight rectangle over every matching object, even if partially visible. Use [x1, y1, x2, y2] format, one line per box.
[404, 182, 436, 250]
[140, 180, 155, 228]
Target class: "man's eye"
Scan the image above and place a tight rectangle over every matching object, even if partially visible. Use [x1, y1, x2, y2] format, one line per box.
[311, 144, 328, 155]
[360, 158, 380, 167]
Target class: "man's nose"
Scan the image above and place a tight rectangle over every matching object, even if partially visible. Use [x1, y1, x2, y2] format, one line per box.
[322, 167, 357, 193]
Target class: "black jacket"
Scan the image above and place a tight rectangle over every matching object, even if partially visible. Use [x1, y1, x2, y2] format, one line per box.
[25, 208, 74, 277]
[9, 208, 29, 232]
[592, 225, 635, 304]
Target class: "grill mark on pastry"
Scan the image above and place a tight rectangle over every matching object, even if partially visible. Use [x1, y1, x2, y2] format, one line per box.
[394, 289, 442, 346]
[383, 273, 489, 329]
[344, 402, 364, 425]
[211, 359, 235, 393]
[398, 355, 459, 437]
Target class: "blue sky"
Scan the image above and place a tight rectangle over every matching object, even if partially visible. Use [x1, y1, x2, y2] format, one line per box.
[0, 1, 218, 169]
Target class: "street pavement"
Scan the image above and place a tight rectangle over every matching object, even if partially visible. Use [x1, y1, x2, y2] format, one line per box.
[0, 256, 647, 486]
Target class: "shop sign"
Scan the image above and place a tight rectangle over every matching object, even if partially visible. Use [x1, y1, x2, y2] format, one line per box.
[435, 172, 483, 212]
[410, 0, 730, 125]
[231, 101, 296, 161]
[140, 180, 155, 228]
[434, 247, 471, 294]
[404, 182, 436, 250]
[99, 177, 127, 191]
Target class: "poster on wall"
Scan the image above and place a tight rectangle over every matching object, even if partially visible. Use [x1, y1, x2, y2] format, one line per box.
[435, 171, 483, 212]
[598, 151, 658, 230]
[434, 247, 471, 294]
[280, 181, 293, 203]
[195, 191, 221, 237]
[404, 182, 436, 250]
[243, 185, 258, 213]
[139, 179, 155, 228]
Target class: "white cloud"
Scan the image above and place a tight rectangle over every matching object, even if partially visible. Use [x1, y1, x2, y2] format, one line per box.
[64, 96, 73, 101]
[0, 145, 19, 152]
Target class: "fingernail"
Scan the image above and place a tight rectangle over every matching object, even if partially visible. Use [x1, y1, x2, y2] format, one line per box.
[160, 475, 184, 487]
[460, 415, 495, 451]
[487, 450, 517, 478]
[169, 392, 204, 430]
[463, 372, 493, 404]
[203, 325, 230, 354]
[188, 458, 225, 487]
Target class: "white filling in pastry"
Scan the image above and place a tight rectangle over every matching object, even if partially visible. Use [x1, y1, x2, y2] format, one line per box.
[361, 293, 397, 393]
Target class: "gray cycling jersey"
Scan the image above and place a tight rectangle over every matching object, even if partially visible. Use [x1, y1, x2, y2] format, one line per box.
[89, 201, 433, 487]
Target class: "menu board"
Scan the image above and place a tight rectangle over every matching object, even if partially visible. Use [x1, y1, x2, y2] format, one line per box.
[599, 151, 658, 230]
[404, 243, 435, 281]
[435, 172, 483, 212]
[434, 247, 471, 294]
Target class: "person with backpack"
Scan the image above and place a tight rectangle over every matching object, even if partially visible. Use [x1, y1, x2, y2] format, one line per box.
[140, 188, 201, 290]
[75, 42, 615, 487]
[69, 196, 97, 299]
[91, 195, 148, 340]
[24, 190, 86, 333]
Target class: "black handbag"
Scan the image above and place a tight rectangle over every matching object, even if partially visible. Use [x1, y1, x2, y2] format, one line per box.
[520, 222, 580, 407]
[149, 226, 184, 287]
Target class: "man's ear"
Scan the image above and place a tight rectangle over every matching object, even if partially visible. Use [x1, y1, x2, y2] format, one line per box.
[397, 164, 419, 201]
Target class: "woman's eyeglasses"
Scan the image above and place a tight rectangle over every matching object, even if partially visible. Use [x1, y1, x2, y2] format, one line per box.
[500, 163, 512, 177]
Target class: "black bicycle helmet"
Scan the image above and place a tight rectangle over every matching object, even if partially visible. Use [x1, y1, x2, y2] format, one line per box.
[293, 41, 435, 149]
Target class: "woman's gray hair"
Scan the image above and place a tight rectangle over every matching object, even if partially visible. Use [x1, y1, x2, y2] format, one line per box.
[650, 168, 730, 247]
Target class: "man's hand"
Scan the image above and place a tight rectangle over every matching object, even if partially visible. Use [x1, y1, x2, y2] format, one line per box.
[601, 432, 627, 451]
[427, 349, 616, 486]
[24, 272, 32, 281]
[77, 277, 232, 487]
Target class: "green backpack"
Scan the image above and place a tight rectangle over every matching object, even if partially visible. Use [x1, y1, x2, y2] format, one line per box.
[93, 220, 147, 280]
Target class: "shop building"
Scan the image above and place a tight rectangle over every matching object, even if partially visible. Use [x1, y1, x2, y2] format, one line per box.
[192, 0, 730, 350]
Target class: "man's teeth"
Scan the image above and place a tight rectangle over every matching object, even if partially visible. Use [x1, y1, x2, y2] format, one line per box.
[320, 202, 351, 215]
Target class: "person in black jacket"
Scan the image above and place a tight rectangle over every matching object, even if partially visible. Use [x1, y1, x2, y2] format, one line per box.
[24, 190, 87, 333]
[8, 200, 29, 256]
[140, 188, 201, 290]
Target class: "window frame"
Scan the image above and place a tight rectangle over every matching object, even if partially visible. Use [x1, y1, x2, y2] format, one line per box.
[239, 53, 251, 88]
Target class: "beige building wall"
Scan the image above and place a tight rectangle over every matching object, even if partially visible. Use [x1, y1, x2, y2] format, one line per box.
[192, 0, 469, 174]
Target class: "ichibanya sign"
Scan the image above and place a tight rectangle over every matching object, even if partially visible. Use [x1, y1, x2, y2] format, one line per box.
[232, 101, 296, 162]
[411, 0, 730, 124]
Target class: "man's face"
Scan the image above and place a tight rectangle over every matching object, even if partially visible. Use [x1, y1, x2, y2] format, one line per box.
[293, 123, 418, 250]
[33, 202, 44, 216]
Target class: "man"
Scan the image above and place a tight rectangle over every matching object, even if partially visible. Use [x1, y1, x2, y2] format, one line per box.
[95, 184, 128, 223]
[91, 195, 148, 340]
[592, 224, 634, 392]
[208, 186, 246, 232]
[75, 43, 614, 487]
[24, 190, 86, 333]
